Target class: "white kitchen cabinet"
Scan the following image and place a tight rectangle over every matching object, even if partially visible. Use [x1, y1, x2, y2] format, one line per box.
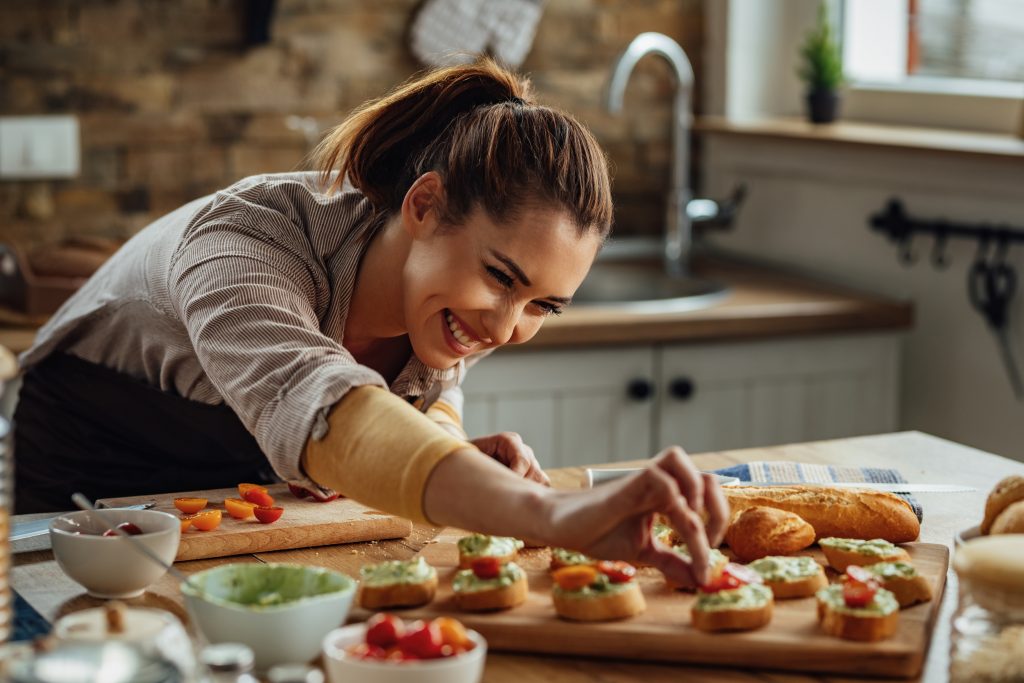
[461, 333, 900, 469]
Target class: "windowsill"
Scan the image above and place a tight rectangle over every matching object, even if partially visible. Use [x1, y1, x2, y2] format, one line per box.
[695, 116, 1024, 162]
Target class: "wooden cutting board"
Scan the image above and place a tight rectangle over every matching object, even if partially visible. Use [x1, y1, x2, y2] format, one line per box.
[98, 483, 413, 562]
[366, 531, 947, 679]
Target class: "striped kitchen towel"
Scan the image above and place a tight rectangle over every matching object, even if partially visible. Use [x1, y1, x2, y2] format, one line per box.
[713, 461, 924, 521]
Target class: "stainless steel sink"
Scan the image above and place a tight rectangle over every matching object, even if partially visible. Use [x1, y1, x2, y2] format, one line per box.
[573, 258, 730, 313]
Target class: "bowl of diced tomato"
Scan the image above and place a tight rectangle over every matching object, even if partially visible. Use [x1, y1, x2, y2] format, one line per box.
[49, 508, 181, 599]
[322, 613, 486, 683]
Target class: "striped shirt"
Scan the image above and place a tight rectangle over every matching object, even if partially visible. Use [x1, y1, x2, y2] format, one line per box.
[21, 172, 480, 491]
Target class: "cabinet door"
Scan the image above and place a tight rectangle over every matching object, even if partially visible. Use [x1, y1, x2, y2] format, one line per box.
[460, 347, 656, 469]
[656, 334, 900, 453]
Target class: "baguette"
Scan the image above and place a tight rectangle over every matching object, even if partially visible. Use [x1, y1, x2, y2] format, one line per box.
[816, 584, 900, 641]
[553, 580, 645, 622]
[819, 537, 910, 572]
[457, 534, 524, 569]
[691, 584, 774, 632]
[725, 506, 816, 561]
[724, 486, 920, 543]
[358, 557, 438, 610]
[865, 561, 932, 608]
[452, 562, 528, 612]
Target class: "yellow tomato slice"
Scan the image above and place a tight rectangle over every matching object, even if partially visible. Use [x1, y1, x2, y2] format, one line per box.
[552, 564, 599, 591]
[224, 497, 256, 519]
[173, 497, 208, 515]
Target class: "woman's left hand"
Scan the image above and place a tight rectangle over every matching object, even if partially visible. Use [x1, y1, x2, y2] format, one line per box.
[470, 432, 550, 486]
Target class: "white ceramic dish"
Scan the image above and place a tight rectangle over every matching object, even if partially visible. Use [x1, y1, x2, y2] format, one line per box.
[322, 623, 487, 683]
[49, 509, 181, 598]
[955, 524, 982, 549]
[182, 563, 356, 671]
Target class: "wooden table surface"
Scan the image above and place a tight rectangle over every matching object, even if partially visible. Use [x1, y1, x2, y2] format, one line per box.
[12, 431, 1024, 682]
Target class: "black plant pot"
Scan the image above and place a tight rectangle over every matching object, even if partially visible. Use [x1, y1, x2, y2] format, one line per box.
[806, 89, 840, 124]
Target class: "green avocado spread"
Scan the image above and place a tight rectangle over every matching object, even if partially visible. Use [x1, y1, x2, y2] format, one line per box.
[457, 534, 524, 558]
[551, 572, 631, 599]
[452, 561, 523, 594]
[867, 561, 918, 580]
[673, 544, 727, 569]
[749, 556, 822, 583]
[819, 537, 899, 557]
[816, 584, 899, 616]
[552, 548, 592, 566]
[360, 557, 436, 588]
[694, 584, 772, 612]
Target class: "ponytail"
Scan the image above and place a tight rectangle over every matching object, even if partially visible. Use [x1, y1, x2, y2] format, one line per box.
[314, 59, 612, 237]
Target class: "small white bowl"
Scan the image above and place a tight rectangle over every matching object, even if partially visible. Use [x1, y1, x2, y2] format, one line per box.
[322, 623, 487, 683]
[49, 509, 181, 598]
[182, 563, 356, 671]
[955, 524, 982, 548]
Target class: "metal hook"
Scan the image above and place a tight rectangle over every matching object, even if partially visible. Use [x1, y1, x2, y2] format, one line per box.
[898, 234, 917, 266]
[931, 231, 951, 270]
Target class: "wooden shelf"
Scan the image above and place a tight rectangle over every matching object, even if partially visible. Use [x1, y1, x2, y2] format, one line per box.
[696, 116, 1024, 162]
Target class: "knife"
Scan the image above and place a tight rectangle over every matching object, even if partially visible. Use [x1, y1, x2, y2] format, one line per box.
[10, 504, 154, 542]
[585, 468, 976, 493]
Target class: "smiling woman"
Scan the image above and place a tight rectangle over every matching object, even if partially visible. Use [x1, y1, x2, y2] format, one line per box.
[13, 59, 728, 588]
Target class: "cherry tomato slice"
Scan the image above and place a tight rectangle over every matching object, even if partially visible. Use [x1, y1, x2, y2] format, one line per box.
[552, 564, 599, 591]
[180, 517, 192, 534]
[190, 509, 222, 531]
[102, 522, 144, 537]
[365, 613, 405, 649]
[397, 621, 444, 659]
[287, 483, 312, 499]
[432, 616, 471, 649]
[242, 489, 275, 507]
[172, 497, 208, 514]
[224, 497, 256, 520]
[470, 556, 502, 579]
[843, 577, 879, 607]
[253, 506, 284, 524]
[596, 560, 637, 583]
[699, 563, 759, 593]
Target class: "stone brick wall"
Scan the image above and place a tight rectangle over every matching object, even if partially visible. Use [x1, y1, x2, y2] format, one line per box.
[1, 0, 703, 247]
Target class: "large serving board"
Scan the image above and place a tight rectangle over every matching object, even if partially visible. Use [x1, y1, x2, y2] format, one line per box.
[378, 531, 948, 679]
[98, 483, 412, 562]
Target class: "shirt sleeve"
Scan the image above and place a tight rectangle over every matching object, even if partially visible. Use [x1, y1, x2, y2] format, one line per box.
[168, 211, 387, 492]
[425, 385, 468, 439]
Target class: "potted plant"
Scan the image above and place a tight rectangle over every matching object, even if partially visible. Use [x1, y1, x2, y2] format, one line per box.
[797, 2, 844, 124]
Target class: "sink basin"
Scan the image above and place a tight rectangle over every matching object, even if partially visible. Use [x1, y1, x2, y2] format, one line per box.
[572, 259, 729, 313]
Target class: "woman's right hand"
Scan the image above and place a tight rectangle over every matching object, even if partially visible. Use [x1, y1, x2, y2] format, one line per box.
[540, 447, 730, 588]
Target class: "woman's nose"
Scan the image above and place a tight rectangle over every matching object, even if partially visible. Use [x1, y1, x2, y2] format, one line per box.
[482, 305, 521, 346]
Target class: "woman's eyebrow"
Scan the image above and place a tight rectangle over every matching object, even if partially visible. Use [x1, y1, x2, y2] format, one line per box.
[489, 249, 572, 305]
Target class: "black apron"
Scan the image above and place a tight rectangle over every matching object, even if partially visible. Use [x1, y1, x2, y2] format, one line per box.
[13, 353, 276, 514]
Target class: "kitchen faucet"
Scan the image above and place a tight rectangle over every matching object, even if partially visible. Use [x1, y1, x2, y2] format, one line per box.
[607, 32, 744, 277]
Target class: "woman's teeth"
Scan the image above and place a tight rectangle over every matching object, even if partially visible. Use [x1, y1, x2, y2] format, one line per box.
[446, 311, 473, 346]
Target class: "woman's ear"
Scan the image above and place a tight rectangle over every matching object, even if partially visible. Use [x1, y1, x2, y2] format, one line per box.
[401, 172, 445, 239]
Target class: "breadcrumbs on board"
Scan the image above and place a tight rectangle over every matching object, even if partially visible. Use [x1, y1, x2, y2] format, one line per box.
[950, 625, 1024, 682]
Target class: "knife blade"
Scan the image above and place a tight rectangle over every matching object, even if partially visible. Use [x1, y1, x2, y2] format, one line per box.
[10, 504, 154, 542]
[584, 468, 975, 493]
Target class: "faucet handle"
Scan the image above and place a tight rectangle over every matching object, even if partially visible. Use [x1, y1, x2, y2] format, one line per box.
[687, 183, 747, 230]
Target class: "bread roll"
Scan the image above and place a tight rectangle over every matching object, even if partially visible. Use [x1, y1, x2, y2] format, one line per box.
[990, 499, 1024, 535]
[724, 486, 920, 543]
[982, 475, 1024, 534]
[725, 506, 816, 561]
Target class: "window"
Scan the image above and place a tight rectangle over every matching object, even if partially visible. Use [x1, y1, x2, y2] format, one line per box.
[844, 0, 1024, 91]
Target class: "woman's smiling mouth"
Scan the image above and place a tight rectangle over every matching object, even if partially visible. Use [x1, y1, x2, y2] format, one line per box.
[443, 308, 483, 354]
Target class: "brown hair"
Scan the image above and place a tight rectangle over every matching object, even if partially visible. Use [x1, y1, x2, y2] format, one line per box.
[313, 59, 612, 237]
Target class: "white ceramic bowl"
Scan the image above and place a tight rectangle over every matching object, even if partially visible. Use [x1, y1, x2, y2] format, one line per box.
[182, 563, 356, 670]
[322, 623, 487, 683]
[955, 524, 982, 548]
[49, 509, 181, 599]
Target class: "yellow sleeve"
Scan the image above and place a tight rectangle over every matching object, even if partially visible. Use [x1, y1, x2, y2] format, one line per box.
[301, 386, 472, 523]
[425, 398, 468, 439]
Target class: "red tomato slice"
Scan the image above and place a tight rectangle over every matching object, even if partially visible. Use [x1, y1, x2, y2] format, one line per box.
[699, 563, 759, 592]
[596, 560, 637, 583]
[470, 556, 502, 579]
[397, 621, 444, 659]
[287, 483, 312, 499]
[242, 489, 275, 507]
[365, 613, 405, 649]
[253, 506, 284, 524]
[843, 577, 879, 607]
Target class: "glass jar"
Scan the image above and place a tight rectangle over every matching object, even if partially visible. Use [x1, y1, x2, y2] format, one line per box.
[949, 535, 1024, 683]
[199, 643, 260, 683]
[0, 343, 16, 643]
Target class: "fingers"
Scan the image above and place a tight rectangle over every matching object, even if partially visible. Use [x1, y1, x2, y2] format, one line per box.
[654, 446, 704, 516]
[702, 472, 731, 547]
[640, 542, 700, 589]
[472, 432, 549, 485]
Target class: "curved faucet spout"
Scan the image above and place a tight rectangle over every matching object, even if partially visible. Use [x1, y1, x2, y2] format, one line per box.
[606, 32, 696, 277]
[607, 32, 695, 114]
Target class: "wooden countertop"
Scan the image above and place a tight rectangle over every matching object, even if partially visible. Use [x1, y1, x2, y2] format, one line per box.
[528, 255, 912, 349]
[13, 431, 1023, 682]
[0, 257, 913, 355]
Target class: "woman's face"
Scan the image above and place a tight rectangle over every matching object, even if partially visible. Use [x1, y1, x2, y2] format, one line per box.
[402, 182, 602, 370]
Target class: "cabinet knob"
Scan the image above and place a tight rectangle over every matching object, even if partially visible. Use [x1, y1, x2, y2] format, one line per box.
[626, 378, 655, 401]
[669, 377, 695, 400]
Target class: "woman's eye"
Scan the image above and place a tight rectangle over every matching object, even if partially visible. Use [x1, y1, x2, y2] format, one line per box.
[486, 266, 514, 288]
[535, 301, 563, 316]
